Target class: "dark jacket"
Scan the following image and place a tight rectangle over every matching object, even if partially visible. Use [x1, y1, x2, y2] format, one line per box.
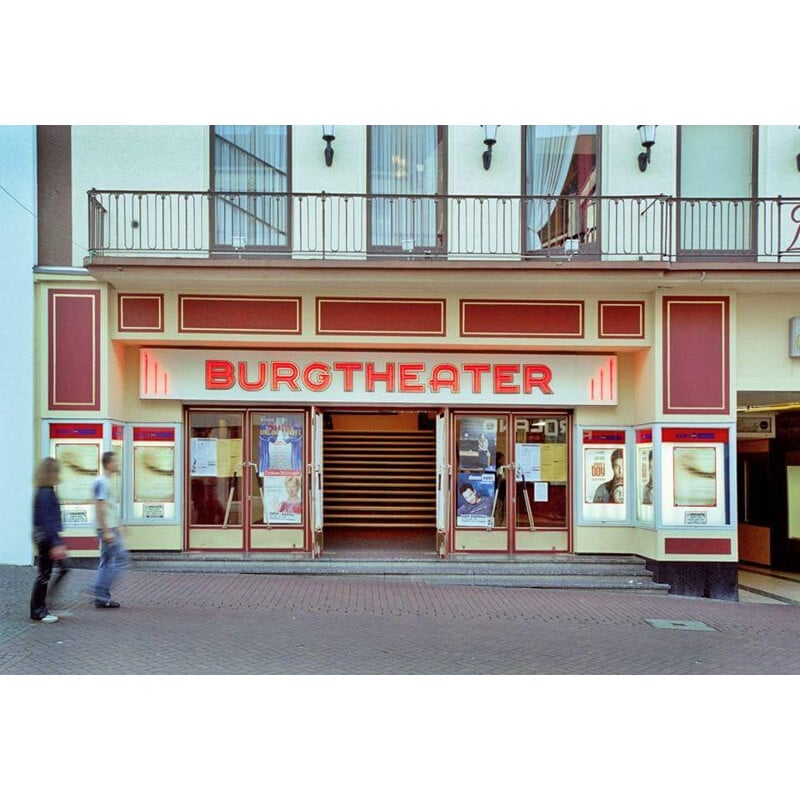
[33, 486, 64, 551]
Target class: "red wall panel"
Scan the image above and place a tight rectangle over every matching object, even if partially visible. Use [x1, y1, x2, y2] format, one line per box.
[598, 301, 645, 338]
[663, 297, 729, 414]
[461, 300, 584, 337]
[48, 289, 100, 411]
[118, 294, 163, 332]
[179, 295, 301, 334]
[664, 537, 732, 556]
[317, 298, 445, 336]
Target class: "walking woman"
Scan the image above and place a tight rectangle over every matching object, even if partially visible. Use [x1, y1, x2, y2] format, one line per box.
[30, 457, 69, 623]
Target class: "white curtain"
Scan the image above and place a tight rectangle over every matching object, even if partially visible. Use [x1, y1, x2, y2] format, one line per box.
[214, 125, 288, 247]
[371, 125, 439, 250]
[525, 125, 579, 250]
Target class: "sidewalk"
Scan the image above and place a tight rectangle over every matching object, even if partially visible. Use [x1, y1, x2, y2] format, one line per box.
[2, 563, 800, 674]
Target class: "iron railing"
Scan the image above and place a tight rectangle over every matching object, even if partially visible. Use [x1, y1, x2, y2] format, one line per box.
[87, 190, 800, 263]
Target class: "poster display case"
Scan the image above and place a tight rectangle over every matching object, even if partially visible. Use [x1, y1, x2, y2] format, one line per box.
[635, 428, 654, 525]
[47, 422, 104, 526]
[659, 428, 730, 528]
[577, 428, 630, 524]
[131, 426, 179, 521]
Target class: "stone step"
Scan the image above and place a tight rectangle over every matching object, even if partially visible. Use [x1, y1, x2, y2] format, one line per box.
[123, 553, 669, 592]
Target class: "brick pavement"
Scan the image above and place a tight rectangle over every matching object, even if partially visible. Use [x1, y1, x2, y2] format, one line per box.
[1, 563, 800, 674]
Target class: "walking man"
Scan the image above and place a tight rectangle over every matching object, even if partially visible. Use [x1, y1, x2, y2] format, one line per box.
[91, 451, 129, 609]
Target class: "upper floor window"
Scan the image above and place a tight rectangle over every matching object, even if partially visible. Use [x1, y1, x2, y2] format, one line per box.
[368, 125, 446, 253]
[523, 125, 597, 254]
[678, 125, 755, 256]
[212, 125, 290, 250]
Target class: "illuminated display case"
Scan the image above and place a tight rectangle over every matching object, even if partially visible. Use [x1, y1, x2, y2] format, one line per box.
[131, 426, 180, 522]
[576, 428, 631, 524]
[46, 422, 105, 527]
[659, 427, 731, 528]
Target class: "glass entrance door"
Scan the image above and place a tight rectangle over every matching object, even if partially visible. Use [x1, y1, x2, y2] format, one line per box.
[186, 408, 308, 552]
[511, 414, 570, 552]
[451, 411, 571, 554]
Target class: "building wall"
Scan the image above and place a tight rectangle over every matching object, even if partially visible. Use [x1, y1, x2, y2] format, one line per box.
[0, 126, 36, 565]
[737, 293, 800, 391]
[20, 124, 800, 589]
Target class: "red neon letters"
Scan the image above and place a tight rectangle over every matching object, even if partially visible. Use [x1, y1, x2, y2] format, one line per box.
[205, 359, 554, 396]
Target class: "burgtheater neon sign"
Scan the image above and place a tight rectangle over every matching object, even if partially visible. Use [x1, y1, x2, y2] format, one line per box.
[140, 349, 617, 406]
[205, 359, 555, 395]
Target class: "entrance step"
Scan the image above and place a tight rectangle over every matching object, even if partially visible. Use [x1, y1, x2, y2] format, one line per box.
[127, 553, 670, 593]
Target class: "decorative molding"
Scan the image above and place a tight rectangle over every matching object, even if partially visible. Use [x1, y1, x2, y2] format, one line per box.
[598, 301, 645, 338]
[460, 300, 584, 338]
[48, 289, 100, 411]
[317, 298, 446, 336]
[663, 296, 730, 415]
[179, 295, 301, 335]
[664, 537, 732, 556]
[118, 293, 164, 332]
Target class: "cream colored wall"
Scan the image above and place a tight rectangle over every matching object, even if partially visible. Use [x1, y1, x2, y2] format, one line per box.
[120, 343, 182, 422]
[758, 125, 800, 197]
[449, 125, 521, 196]
[71, 125, 209, 266]
[603, 125, 677, 197]
[291, 126, 366, 194]
[737, 293, 800, 391]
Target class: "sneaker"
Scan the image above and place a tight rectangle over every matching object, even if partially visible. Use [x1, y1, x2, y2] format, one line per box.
[33, 614, 59, 623]
[94, 600, 121, 609]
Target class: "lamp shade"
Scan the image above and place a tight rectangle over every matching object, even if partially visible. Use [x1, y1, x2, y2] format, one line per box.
[482, 125, 498, 143]
[637, 125, 657, 147]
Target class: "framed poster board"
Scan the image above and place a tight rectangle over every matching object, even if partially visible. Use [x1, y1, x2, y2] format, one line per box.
[578, 429, 629, 524]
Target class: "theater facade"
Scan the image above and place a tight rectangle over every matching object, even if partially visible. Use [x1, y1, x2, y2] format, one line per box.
[27, 124, 800, 597]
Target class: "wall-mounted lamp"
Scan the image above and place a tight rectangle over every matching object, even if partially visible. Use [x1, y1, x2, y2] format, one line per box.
[637, 125, 657, 172]
[482, 125, 498, 170]
[322, 125, 335, 167]
[796, 126, 800, 172]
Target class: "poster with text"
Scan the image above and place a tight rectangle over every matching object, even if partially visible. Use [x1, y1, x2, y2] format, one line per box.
[515, 443, 541, 482]
[263, 472, 303, 524]
[456, 471, 496, 527]
[585, 447, 625, 504]
[190, 438, 217, 476]
[258, 414, 304, 475]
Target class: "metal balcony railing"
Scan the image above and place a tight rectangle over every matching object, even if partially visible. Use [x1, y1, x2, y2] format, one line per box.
[87, 190, 800, 263]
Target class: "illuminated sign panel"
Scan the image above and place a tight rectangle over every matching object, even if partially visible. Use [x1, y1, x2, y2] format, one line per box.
[140, 348, 617, 407]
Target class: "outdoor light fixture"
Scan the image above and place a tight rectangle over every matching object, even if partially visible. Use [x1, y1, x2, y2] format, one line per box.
[322, 125, 335, 167]
[796, 126, 800, 172]
[482, 125, 498, 170]
[637, 125, 657, 172]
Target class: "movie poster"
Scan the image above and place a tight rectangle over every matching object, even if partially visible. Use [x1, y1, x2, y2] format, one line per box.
[54, 443, 100, 504]
[456, 472, 496, 527]
[133, 445, 175, 503]
[673, 447, 717, 507]
[457, 418, 497, 471]
[584, 447, 624, 504]
[259, 414, 304, 524]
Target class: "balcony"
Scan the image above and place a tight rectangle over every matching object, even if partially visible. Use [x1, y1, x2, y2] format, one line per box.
[87, 190, 800, 264]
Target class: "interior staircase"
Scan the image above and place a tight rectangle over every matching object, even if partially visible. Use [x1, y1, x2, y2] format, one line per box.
[322, 429, 437, 532]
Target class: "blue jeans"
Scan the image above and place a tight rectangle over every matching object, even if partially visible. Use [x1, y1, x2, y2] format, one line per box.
[93, 528, 130, 602]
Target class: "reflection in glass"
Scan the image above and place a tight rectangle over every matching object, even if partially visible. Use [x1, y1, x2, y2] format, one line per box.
[189, 412, 243, 525]
[515, 416, 567, 529]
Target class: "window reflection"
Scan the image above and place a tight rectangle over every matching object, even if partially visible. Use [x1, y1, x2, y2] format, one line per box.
[188, 412, 243, 526]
